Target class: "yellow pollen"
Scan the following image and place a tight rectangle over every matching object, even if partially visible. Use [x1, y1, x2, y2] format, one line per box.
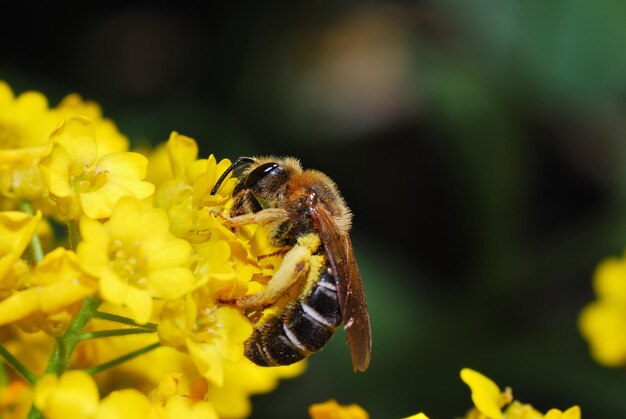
[71, 164, 109, 193]
[109, 239, 148, 289]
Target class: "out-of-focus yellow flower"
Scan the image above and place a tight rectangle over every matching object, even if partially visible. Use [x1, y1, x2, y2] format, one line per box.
[308, 399, 369, 419]
[161, 396, 219, 419]
[149, 371, 219, 419]
[0, 247, 97, 335]
[205, 356, 306, 418]
[77, 196, 194, 324]
[0, 81, 56, 203]
[34, 370, 158, 419]
[460, 368, 580, 419]
[52, 93, 129, 155]
[34, 370, 100, 419]
[0, 210, 41, 257]
[39, 117, 154, 220]
[143, 141, 172, 187]
[158, 288, 253, 387]
[403, 414, 429, 419]
[544, 406, 582, 419]
[579, 253, 626, 366]
[0, 210, 41, 294]
[0, 380, 32, 419]
[461, 367, 512, 419]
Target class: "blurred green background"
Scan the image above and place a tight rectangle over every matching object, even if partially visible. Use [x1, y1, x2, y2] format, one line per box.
[3, 1, 626, 417]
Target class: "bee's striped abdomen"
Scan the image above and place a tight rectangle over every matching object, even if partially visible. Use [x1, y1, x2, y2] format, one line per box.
[244, 264, 342, 367]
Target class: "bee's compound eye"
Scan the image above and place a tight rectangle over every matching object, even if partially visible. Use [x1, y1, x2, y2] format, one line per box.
[245, 162, 280, 188]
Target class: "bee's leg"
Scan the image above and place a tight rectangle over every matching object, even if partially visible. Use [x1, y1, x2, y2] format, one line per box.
[237, 244, 311, 311]
[211, 208, 289, 228]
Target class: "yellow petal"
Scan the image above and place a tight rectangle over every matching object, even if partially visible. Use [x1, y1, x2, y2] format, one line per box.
[38, 142, 75, 198]
[544, 406, 581, 419]
[460, 368, 503, 419]
[166, 132, 199, 178]
[147, 267, 194, 299]
[49, 117, 98, 165]
[97, 389, 153, 419]
[97, 152, 149, 181]
[0, 210, 41, 256]
[34, 371, 99, 419]
[308, 399, 369, 419]
[187, 338, 225, 387]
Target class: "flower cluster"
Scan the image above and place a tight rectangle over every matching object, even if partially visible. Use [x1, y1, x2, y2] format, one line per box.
[579, 251, 626, 367]
[0, 81, 304, 418]
[309, 368, 581, 419]
[0, 81, 584, 418]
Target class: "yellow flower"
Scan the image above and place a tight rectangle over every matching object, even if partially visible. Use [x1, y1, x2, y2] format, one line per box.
[0, 210, 41, 294]
[460, 368, 581, 419]
[0, 81, 56, 202]
[403, 415, 429, 419]
[460, 368, 512, 419]
[205, 357, 306, 418]
[34, 370, 156, 419]
[152, 134, 236, 240]
[39, 117, 154, 220]
[544, 406, 582, 419]
[149, 371, 219, 419]
[0, 380, 32, 419]
[34, 370, 100, 419]
[0, 247, 97, 335]
[0, 210, 41, 257]
[77, 196, 194, 324]
[308, 399, 369, 419]
[579, 253, 626, 366]
[52, 93, 130, 155]
[158, 288, 253, 387]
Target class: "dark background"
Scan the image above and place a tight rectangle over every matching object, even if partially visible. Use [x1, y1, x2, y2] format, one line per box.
[4, 1, 626, 417]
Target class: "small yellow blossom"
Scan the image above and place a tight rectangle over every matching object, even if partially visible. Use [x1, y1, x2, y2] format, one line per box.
[39, 117, 154, 220]
[52, 93, 130, 155]
[0, 380, 32, 419]
[158, 288, 253, 387]
[0, 247, 97, 335]
[205, 357, 306, 418]
[308, 399, 369, 419]
[34, 370, 157, 419]
[152, 135, 236, 240]
[461, 367, 512, 419]
[0, 210, 41, 258]
[77, 196, 194, 324]
[544, 406, 582, 419]
[460, 368, 581, 419]
[0, 210, 41, 294]
[34, 370, 100, 419]
[579, 253, 626, 366]
[0, 81, 56, 203]
[403, 414, 429, 419]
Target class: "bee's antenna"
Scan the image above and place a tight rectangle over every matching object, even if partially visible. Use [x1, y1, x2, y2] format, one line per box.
[210, 156, 255, 195]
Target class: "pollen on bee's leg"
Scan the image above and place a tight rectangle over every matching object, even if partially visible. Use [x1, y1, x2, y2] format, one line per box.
[237, 244, 311, 311]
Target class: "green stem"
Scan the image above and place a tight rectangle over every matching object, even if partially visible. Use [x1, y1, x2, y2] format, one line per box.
[67, 219, 79, 251]
[26, 406, 42, 419]
[84, 342, 160, 376]
[44, 296, 101, 375]
[0, 345, 37, 385]
[79, 328, 156, 340]
[21, 200, 44, 264]
[92, 311, 158, 331]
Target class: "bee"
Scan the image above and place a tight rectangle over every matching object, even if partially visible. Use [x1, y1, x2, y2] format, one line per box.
[210, 156, 372, 372]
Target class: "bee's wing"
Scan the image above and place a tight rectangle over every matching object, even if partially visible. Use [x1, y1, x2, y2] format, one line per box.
[309, 196, 372, 372]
